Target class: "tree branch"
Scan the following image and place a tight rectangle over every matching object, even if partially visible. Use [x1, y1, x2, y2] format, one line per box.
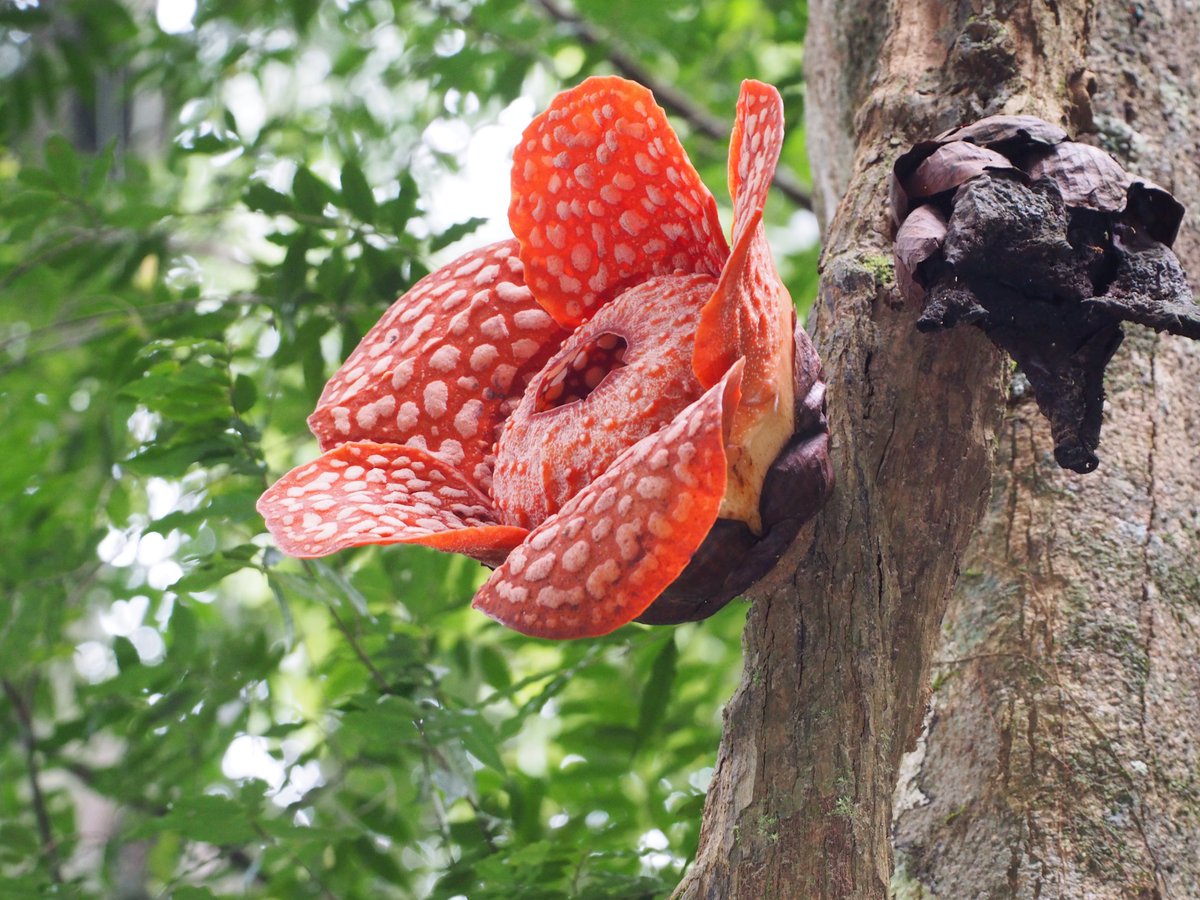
[0, 292, 280, 378]
[528, 0, 813, 211]
[301, 560, 391, 693]
[2, 678, 63, 885]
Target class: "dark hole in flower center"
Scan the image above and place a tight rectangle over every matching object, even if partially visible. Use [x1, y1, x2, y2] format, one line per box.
[534, 332, 629, 413]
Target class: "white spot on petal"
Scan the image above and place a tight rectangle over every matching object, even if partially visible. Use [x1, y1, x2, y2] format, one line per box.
[470, 343, 500, 371]
[428, 344, 461, 373]
[454, 399, 483, 439]
[636, 476, 669, 499]
[355, 395, 396, 431]
[524, 552, 556, 582]
[395, 400, 420, 433]
[561, 540, 590, 573]
[480, 316, 509, 341]
[513, 308, 553, 331]
[391, 359, 415, 390]
[423, 381, 449, 418]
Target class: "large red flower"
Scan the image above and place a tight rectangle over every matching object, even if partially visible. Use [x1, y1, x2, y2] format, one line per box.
[258, 77, 832, 639]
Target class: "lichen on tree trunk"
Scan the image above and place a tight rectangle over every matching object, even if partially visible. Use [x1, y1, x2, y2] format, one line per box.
[677, 1, 1200, 898]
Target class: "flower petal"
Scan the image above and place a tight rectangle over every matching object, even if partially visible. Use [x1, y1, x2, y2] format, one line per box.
[640, 321, 834, 625]
[307, 240, 567, 496]
[472, 362, 743, 639]
[727, 80, 785, 248]
[695, 81, 788, 391]
[509, 76, 729, 328]
[257, 441, 529, 567]
[1027, 141, 1130, 212]
[692, 82, 796, 531]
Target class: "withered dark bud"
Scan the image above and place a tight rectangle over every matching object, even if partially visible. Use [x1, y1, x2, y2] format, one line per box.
[892, 114, 1198, 473]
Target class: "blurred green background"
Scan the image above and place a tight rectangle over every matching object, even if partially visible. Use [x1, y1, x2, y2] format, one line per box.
[0, 0, 815, 895]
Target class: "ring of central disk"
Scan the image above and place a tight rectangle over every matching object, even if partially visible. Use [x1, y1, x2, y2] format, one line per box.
[492, 274, 716, 529]
[533, 332, 630, 413]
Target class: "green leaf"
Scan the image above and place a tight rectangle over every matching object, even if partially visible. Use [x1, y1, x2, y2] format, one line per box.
[385, 171, 420, 232]
[172, 887, 219, 900]
[244, 182, 292, 215]
[289, 0, 320, 31]
[174, 553, 256, 593]
[134, 795, 260, 844]
[0, 6, 51, 26]
[431, 217, 488, 252]
[478, 645, 511, 690]
[634, 637, 678, 754]
[168, 602, 199, 661]
[232, 373, 257, 413]
[16, 166, 58, 191]
[3, 190, 60, 218]
[340, 161, 376, 222]
[279, 230, 314, 299]
[114, 636, 139, 671]
[43, 134, 80, 192]
[292, 166, 331, 216]
[0, 824, 39, 859]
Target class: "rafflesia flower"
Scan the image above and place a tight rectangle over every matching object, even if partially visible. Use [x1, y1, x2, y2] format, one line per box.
[258, 77, 833, 639]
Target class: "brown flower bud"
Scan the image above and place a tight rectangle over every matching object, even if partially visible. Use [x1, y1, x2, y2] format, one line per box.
[892, 115, 1197, 473]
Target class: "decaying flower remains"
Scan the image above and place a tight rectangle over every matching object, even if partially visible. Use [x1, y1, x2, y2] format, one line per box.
[892, 115, 1198, 472]
[258, 77, 833, 639]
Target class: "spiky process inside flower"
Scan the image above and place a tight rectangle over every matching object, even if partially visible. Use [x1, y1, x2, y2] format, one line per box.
[258, 77, 833, 639]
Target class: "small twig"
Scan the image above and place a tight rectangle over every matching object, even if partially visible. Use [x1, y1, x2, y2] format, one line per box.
[413, 719, 499, 853]
[326, 603, 389, 693]
[569, 844, 592, 893]
[1, 291, 273, 352]
[2, 677, 63, 884]
[533, 0, 727, 138]
[0, 230, 101, 292]
[303, 561, 390, 693]
[528, 0, 813, 211]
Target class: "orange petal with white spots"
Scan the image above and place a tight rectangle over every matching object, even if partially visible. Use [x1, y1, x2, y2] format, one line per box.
[257, 442, 529, 567]
[693, 82, 795, 531]
[692, 213, 793, 407]
[694, 80, 788, 391]
[307, 240, 567, 497]
[726, 80, 785, 248]
[509, 76, 729, 328]
[472, 362, 743, 640]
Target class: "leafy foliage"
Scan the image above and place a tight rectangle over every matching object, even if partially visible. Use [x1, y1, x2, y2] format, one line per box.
[0, 0, 812, 895]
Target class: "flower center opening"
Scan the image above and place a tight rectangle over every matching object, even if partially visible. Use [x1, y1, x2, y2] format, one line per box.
[534, 332, 629, 413]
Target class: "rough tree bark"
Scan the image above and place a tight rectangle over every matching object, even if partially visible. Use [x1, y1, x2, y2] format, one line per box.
[677, 1, 1200, 898]
[891, 2, 1200, 897]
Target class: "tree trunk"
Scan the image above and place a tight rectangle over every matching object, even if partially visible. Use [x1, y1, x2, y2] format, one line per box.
[892, 2, 1200, 897]
[677, 1, 1200, 897]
